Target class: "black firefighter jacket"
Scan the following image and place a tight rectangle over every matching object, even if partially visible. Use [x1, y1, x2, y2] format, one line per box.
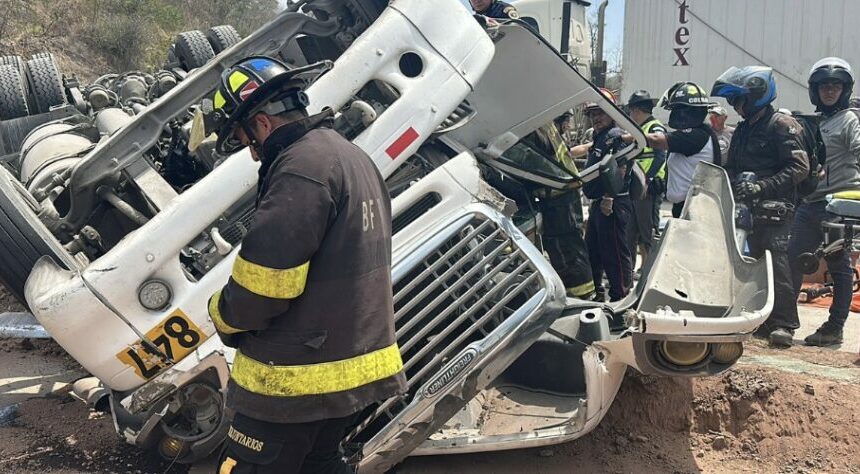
[208, 121, 407, 424]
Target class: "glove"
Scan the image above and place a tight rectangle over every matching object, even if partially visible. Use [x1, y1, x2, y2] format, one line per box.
[600, 197, 614, 216]
[734, 180, 763, 200]
[649, 177, 666, 196]
[605, 135, 623, 151]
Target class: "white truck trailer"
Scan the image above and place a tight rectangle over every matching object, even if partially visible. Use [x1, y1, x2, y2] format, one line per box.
[622, 0, 860, 123]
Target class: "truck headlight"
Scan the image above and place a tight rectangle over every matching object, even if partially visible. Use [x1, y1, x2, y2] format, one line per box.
[712, 342, 744, 364]
[659, 341, 709, 366]
[158, 436, 187, 459]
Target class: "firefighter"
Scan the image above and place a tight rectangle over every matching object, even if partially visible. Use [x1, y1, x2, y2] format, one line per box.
[712, 66, 809, 348]
[531, 121, 596, 300]
[582, 90, 633, 301]
[469, 0, 519, 19]
[204, 56, 406, 472]
[624, 82, 718, 218]
[624, 90, 667, 271]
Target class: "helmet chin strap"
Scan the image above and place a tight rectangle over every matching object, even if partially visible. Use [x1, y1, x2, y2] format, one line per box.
[241, 121, 265, 156]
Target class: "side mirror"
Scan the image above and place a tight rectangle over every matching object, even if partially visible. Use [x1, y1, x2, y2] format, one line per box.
[599, 157, 624, 197]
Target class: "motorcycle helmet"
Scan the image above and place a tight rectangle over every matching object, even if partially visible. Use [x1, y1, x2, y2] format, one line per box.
[710, 66, 777, 118]
[808, 57, 854, 111]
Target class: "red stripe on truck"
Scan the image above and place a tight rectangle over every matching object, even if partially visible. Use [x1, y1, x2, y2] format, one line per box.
[385, 127, 420, 160]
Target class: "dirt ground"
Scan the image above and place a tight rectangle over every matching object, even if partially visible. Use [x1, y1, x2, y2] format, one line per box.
[1, 284, 859, 474]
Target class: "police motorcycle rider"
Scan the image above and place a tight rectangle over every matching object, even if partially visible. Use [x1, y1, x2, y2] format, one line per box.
[623, 90, 668, 271]
[622, 82, 719, 219]
[582, 89, 634, 302]
[712, 66, 810, 348]
[789, 57, 860, 346]
[204, 56, 407, 472]
[469, 0, 519, 19]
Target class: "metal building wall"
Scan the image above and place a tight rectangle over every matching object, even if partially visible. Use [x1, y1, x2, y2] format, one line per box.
[622, 0, 860, 124]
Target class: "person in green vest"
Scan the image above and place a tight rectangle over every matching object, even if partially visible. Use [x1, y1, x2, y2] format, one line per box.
[624, 90, 667, 272]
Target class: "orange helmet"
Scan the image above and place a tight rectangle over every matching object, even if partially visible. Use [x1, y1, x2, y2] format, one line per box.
[584, 87, 617, 111]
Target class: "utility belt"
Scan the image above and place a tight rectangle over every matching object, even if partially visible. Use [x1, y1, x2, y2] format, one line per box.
[753, 199, 795, 225]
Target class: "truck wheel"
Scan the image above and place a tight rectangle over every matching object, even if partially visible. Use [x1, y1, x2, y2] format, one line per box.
[175, 31, 215, 71]
[0, 55, 26, 77]
[206, 25, 242, 54]
[0, 64, 30, 120]
[0, 166, 74, 306]
[26, 54, 67, 114]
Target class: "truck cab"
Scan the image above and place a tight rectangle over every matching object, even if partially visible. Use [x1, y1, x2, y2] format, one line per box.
[510, 0, 592, 77]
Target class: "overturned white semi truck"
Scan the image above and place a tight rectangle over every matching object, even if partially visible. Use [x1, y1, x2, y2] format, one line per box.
[0, 0, 770, 471]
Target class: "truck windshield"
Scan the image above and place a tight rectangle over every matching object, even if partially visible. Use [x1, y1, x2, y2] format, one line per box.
[498, 141, 577, 182]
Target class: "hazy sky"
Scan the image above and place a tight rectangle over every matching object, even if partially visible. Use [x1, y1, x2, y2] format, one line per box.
[592, 0, 625, 64]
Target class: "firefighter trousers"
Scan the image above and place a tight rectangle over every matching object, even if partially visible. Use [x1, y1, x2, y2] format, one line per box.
[216, 411, 360, 474]
[539, 190, 594, 298]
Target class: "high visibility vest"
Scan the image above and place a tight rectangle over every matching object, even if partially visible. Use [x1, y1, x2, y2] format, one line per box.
[638, 119, 666, 179]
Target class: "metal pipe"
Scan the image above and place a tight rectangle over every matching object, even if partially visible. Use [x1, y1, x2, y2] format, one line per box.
[97, 187, 150, 226]
[594, 0, 609, 87]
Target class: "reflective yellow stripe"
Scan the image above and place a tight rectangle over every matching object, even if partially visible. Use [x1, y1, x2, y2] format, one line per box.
[232, 256, 310, 299]
[832, 190, 860, 201]
[228, 71, 250, 93]
[231, 343, 404, 396]
[547, 125, 578, 174]
[214, 90, 226, 110]
[208, 290, 245, 334]
[566, 281, 596, 298]
[220, 457, 237, 474]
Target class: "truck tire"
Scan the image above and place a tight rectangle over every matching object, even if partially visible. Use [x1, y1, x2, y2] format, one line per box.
[175, 30, 215, 71]
[26, 55, 67, 114]
[206, 25, 242, 54]
[0, 166, 73, 306]
[0, 64, 30, 120]
[0, 55, 26, 77]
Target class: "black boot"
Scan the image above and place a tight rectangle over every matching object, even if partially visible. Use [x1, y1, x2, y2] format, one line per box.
[804, 323, 844, 347]
[768, 327, 794, 348]
[752, 324, 770, 340]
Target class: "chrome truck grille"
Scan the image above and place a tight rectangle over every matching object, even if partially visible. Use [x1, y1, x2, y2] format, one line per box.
[346, 205, 561, 464]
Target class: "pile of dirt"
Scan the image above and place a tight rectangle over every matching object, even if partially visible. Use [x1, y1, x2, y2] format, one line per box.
[0, 337, 77, 367]
[0, 395, 187, 474]
[403, 344, 860, 474]
[0, 286, 26, 314]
